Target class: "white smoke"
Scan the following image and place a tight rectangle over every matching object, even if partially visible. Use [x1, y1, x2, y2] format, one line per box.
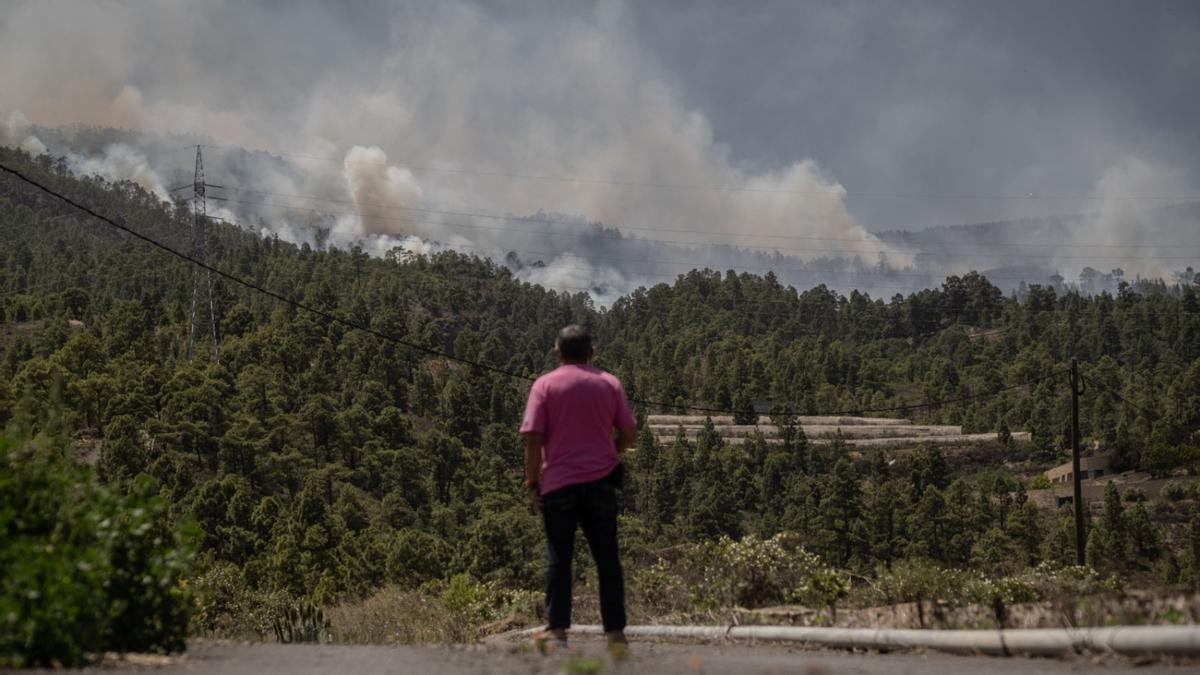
[342, 146, 424, 237]
[4, 0, 1191, 299]
[67, 143, 170, 201]
[730, 160, 906, 261]
[1, 107, 173, 203]
[1067, 157, 1192, 280]
[293, 3, 906, 269]
[1, 110, 47, 156]
[515, 253, 636, 307]
[0, 0, 912, 297]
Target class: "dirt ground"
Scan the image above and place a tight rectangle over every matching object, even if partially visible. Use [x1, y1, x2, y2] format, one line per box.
[52, 638, 1199, 675]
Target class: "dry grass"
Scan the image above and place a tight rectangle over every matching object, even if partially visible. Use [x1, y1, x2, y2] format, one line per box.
[326, 587, 472, 645]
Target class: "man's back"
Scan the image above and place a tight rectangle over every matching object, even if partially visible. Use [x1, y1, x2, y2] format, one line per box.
[520, 364, 634, 494]
[521, 325, 633, 647]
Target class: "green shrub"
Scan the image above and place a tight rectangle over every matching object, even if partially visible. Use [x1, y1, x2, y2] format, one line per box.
[796, 567, 850, 621]
[0, 434, 194, 667]
[636, 533, 835, 613]
[965, 574, 1037, 627]
[1162, 482, 1189, 502]
[631, 558, 687, 616]
[1123, 487, 1148, 503]
[872, 559, 970, 627]
[385, 528, 451, 588]
[272, 600, 330, 644]
[190, 561, 292, 640]
[868, 560, 1118, 629]
[1016, 561, 1118, 598]
[420, 573, 537, 629]
[874, 559, 968, 606]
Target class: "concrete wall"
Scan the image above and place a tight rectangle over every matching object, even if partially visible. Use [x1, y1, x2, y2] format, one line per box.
[1028, 474, 1182, 510]
[1044, 454, 1113, 485]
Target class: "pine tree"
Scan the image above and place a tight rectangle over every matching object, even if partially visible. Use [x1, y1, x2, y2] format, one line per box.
[865, 480, 901, 566]
[823, 458, 862, 566]
[908, 485, 947, 563]
[1127, 502, 1160, 563]
[1101, 481, 1128, 569]
[732, 388, 757, 425]
[1007, 502, 1044, 566]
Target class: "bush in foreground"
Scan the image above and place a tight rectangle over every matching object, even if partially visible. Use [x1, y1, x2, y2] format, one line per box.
[0, 433, 195, 667]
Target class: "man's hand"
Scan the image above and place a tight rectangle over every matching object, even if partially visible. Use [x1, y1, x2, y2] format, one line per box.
[615, 425, 638, 454]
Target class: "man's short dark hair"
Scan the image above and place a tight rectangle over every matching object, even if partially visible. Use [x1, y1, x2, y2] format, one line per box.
[556, 324, 593, 362]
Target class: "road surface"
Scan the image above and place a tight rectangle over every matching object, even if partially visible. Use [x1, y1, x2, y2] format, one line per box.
[74, 638, 1197, 674]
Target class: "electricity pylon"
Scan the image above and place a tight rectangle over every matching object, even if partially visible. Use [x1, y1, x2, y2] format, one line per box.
[187, 145, 222, 362]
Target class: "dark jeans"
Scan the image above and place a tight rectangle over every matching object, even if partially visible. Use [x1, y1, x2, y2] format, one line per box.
[541, 469, 626, 633]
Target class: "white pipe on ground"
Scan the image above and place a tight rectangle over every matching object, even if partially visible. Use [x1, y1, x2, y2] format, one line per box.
[560, 624, 1200, 657]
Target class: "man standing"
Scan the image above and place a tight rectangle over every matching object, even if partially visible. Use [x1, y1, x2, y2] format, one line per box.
[520, 325, 637, 652]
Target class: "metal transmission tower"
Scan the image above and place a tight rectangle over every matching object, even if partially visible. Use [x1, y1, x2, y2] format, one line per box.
[186, 145, 223, 362]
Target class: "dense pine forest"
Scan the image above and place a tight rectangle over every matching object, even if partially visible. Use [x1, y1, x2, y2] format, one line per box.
[3, 146, 1200, 660]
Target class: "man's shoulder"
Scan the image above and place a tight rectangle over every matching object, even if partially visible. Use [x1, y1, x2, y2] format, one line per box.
[596, 368, 623, 389]
[533, 367, 565, 384]
[531, 367, 569, 391]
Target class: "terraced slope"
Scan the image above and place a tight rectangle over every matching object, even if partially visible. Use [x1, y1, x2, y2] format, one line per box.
[646, 415, 1028, 449]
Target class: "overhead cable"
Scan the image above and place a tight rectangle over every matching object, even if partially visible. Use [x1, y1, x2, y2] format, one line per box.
[0, 161, 1121, 417]
[196, 144, 1200, 203]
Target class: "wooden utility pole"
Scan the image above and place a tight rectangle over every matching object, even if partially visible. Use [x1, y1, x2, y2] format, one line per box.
[1070, 358, 1085, 565]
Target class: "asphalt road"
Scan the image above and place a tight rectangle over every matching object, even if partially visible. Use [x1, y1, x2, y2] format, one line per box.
[70, 639, 1198, 674]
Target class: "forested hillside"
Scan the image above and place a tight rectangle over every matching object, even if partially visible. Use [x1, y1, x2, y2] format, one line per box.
[3, 146, 1200, 642]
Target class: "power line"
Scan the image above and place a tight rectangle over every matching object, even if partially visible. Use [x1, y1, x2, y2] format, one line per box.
[201, 213, 1200, 319]
[214, 184, 1200, 250]
[196, 143, 1200, 203]
[0, 161, 531, 382]
[644, 370, 1063, 417]
[445, 242, 1118, 284]
[38, 198, 1199, 325]
[256, 265, 1013, 327]
[216, 235, 978, 296]
[214, 195, 1200, 263]
[1, 160, 1066, 417]
[1079, 373, 1158, 420]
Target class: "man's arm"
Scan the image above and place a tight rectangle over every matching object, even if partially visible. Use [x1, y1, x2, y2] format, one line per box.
[522, 432, 545, 512]
[523, 432, 544, 488]
[615, 425, 637, 454]
[519, 378, 546, 507]
[613, 380, 637, 455]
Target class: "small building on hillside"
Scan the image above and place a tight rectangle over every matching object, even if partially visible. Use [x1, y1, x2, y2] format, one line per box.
[1045, 454, 1112, 485]
[1028, 452, 1189, 510]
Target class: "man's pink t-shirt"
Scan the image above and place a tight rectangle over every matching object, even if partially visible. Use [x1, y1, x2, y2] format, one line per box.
[520, 364, 636, 495]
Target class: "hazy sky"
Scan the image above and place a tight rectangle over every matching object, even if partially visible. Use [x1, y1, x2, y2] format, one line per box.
[630, 0, 1200, 230]
[2, 0, 1197, 235]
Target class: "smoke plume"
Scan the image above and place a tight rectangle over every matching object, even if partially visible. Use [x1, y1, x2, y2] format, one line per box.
[342, 146, 425, 238]
[1, 0, 1195, 300]
[67, 143, 171, 202]
[1071, 158, 1193, 280]
[1, 111, 46, 157]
